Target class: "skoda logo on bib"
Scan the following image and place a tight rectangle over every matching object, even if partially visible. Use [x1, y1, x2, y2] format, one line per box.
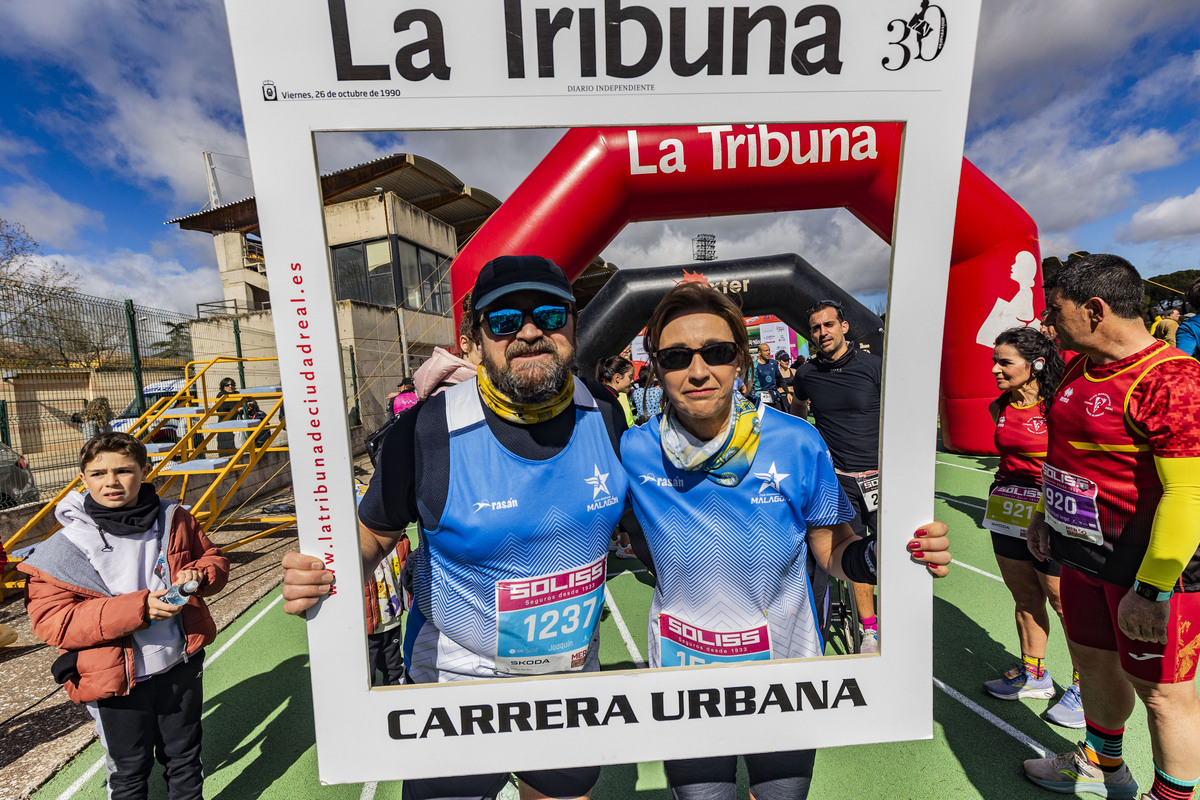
[1084, 394, 1113, 417]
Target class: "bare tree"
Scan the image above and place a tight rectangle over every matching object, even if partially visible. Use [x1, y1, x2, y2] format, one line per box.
[0, 217, 80, 350]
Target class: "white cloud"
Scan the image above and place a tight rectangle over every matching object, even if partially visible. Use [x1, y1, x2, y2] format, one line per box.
[968, 107, 1186, 233]
[0, 1, 247, 206]
[0, 184, 105, 250]
[970, 2, 1200, 131]
[1121, 187, 1200, 242]
[315, 129, 564, 200]
[607, 210, 892, 296]
[29, 250, 222, 316]
[1121, 50, 1200, 118]
[0, 125, 44, 179]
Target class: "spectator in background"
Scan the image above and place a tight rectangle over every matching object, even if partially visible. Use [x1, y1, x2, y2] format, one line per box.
[214, 378, 240, 454]
[77, 398, 113, 443]
[387, 378, 418, 418]
[1152, 307, 1181, 348]
[776, 350, 796, 412]
[243, 400, 269, 449]
[751, 342, 786, 409]
[413, 292, 483, 400]
[597, 354, 635, 428]
[1177, 279, 1200, 359]
[631, 370, 664, 426]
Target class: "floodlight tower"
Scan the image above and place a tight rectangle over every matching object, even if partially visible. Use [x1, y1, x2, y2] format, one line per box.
[692, 233, 716, 262]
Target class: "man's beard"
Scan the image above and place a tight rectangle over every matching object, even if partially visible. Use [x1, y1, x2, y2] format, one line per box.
[482, 337, 574, 403]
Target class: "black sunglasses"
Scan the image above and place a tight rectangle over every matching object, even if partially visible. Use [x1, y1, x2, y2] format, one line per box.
[485, 304, 569, 336]
[653, 342, 740, 371]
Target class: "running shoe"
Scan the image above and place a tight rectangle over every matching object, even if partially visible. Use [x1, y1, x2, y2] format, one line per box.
[859, 628, 879, 654]
[614, 544, 639, 560]
[1023, 744, 1138, 798]
[1045, 683, 1086, 729]
[983, 664, 1055, 700]
[608, 534, 620, 553]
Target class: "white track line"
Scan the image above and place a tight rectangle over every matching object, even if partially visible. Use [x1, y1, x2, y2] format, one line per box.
[53, 760, 104, 800]
[360, 781, 378, 799]
[934, 492, 988, 511]
[57, 593, 284, 800]
[953, 559, 1005, 584]
[204, 594, 283, 668]
[604, 585, 647, 669]
[936, 459, 994, 476]
[933, 677, 1055, 757]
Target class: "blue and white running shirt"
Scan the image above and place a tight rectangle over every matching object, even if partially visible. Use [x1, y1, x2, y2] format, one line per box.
[404, 377, 628, 682]
[622, 406, 854, 667]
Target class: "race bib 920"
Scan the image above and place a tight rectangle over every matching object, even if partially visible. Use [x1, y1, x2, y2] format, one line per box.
[1041, 463, 1103, 546]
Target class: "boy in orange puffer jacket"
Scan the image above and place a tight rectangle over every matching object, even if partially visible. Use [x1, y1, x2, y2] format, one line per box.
[19, 432, 228, 800]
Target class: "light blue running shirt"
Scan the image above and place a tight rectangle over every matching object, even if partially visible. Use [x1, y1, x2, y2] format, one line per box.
[622, 406, 854, 668]
[404, 377, 628, 682]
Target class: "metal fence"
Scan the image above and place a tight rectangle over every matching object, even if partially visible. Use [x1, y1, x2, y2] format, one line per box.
[0, 279, 364, 503]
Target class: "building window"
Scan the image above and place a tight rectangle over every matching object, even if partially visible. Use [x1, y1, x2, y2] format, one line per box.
[331, 237, 450, 314]
[394, 239, 451, 315]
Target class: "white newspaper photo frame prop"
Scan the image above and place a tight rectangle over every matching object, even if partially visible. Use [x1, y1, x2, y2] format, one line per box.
[224, 0, 982, 784]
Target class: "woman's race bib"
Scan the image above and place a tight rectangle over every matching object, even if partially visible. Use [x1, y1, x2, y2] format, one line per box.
[1041, 463, 1104, 545]
[658, 613, 771, 667]
[983, 484, 1040, 538]
[495, 557, 606, 675]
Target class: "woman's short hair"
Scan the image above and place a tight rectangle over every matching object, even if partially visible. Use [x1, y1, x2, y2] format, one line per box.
[643, 283, 749, 382]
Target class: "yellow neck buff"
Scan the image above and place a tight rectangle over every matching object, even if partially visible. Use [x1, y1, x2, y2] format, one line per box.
[476, 364, 575, 425]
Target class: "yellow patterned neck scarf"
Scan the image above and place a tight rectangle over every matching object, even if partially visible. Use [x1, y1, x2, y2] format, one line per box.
[476, 364, 575, 425]
[660, 393, 762, 486]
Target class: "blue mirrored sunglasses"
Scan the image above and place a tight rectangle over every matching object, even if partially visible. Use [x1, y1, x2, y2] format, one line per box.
[485, 304, 569, 336]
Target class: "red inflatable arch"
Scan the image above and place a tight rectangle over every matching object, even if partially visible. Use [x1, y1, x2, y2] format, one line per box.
[450, 124, 1041, 454]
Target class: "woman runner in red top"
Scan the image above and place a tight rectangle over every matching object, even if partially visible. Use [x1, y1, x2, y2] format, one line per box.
[981, 326, 1082, 727]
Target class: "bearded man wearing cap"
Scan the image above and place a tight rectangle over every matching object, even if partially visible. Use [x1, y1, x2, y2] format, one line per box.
[282, 255, 629, 800]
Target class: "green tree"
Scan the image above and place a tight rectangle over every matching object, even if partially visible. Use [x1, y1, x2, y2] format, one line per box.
[1143, 269, 1200, 313]
[148, 321, 194, 363]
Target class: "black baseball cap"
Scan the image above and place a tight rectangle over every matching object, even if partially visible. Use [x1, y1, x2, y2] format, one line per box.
[471, 255, 575, 310]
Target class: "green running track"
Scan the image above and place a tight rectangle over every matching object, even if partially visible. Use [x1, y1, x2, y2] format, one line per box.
[34, 450, 1165, 799]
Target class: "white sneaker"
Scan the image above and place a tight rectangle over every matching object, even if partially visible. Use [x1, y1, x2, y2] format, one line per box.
[614, 544, 639, 560]
[859, 628, 879, 654]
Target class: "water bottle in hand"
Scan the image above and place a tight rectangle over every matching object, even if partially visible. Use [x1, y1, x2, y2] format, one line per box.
[162, 580, 200, 606]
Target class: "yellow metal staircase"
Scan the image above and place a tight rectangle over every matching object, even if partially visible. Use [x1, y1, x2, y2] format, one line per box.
[2, 357, 296, 591]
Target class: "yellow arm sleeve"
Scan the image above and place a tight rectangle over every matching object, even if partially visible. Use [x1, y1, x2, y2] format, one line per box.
[1137, 455, 1200, 590]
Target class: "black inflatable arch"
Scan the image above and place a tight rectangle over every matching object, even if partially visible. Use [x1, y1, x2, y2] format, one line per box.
[576, 253, 884, 373]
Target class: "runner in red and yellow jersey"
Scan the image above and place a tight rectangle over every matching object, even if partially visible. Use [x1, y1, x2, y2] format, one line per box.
[980, 326, 1082, 728]
[1023, 254, 1200, 800]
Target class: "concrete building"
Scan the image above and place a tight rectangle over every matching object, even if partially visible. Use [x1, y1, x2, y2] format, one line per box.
[169, 152, 617, 434]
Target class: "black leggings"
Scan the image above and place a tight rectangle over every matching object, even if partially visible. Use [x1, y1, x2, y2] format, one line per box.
[401, 766, 601, 800]
[664, 749, 816, 800]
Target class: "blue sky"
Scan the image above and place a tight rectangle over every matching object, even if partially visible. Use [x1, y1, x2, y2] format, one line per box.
[1, 2, 1199, 314]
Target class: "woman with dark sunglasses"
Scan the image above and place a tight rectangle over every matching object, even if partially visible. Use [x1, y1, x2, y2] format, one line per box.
[620, 282, 951, 800]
